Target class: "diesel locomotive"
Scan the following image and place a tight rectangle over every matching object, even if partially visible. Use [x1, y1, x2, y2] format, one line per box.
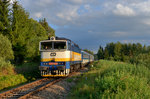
[39, 36, 94, 77]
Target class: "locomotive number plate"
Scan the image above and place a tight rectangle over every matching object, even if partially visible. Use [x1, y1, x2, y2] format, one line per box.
[49, 62, 58, 65]
[50, 52, 56, 56]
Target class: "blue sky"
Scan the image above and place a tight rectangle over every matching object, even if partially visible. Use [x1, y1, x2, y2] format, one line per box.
[18, 0, 150, 53]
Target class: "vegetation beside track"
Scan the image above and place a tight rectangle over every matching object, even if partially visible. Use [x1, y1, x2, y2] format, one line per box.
[0, 62, 40, 91]
[68, 60, 150, 99]
[0, 0, 54, 92]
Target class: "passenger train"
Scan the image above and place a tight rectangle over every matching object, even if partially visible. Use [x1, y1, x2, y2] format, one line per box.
[39, 36, 94, 77]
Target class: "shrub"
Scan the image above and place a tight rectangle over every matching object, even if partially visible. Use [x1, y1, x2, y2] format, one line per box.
[0, 34, 14, 60]
[68, 60, 150, 99]
[0, 57, 14, 76]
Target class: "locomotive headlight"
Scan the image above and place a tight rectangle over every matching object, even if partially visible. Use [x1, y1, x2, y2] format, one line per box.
[43, 63, 48, 65]
[58, 62, 65, 65]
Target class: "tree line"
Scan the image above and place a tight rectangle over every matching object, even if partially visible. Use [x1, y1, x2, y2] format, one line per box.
[0, 0, 55, 64]
[97, 42, 150, 69]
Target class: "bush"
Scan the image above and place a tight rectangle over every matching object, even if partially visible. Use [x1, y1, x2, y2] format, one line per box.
[0, 57, 14, 76]
[0, 34, 14, 60]
[68, 60, 150, 99]
[0, 74, 27, 90]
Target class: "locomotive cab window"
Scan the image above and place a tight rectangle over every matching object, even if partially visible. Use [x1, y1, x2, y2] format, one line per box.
[41, 42, 52, 50]
[54, 42, 66, 49]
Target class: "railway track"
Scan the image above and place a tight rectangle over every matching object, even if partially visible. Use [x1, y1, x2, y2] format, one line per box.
[0, 72, 77, 99]
[0, 77, 62, 99]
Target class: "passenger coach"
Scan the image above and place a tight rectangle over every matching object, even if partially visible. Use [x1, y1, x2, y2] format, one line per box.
[39, 37, 94, 77]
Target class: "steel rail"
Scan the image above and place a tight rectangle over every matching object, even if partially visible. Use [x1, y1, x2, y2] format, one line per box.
[0, 78, 50, 99]
[0, 72, 77, 99]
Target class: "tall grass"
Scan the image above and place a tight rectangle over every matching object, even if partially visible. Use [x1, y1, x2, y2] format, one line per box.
[0, 58, 40, 91]
[0, 57, 14, 76]
[68, 60, 150, 99]
[0, 58, 27, 91]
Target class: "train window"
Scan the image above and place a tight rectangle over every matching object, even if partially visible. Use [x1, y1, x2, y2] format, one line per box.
[68, 42, 71, 50]
[54, 42, 66, 49]
[41, 42, 52, 50]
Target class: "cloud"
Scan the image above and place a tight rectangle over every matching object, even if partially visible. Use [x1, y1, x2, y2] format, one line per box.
[34, 12, 42, 18]
[113, 4, 135, 16]
[19, 0, 150, 53]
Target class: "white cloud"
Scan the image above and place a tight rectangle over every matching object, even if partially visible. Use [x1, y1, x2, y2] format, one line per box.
[113, 4, 135, 16]
[56, 5, 79, 21]
[19, 0, 150, 51]
[132, 1, 150, 14]
[34, 12, 42, 18]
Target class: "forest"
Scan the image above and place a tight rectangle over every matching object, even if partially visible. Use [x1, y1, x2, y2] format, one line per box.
[0, 0, 55, 64]
[97, 42, 150, 69]
[0, 0, 55, 90]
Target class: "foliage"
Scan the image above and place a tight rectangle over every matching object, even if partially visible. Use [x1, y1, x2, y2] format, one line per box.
[83, 49, 94, 55]
[0, 74, 27, 91]
[135, 53, 150, 69]
[0, 61, 40, 91]
[68, 60, 150, 99]
[0, 0, 11, 36]
[0, 57, 14, 76]
[0, 0, 54, 91]
[0, 34, 14, 60]
[10, 2, 49, 63]
[39, 18, 55, 38]
[25, 19, 47, 60]
[97, 46, 104, 59]
[97, 42, 150, 69]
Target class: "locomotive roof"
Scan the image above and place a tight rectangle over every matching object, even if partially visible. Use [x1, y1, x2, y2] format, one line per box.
[41, 36, 80, 48]
[55, 37, 71, 41]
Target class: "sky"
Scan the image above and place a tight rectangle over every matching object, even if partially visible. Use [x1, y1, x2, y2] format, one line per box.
[18, 0, 150, 53]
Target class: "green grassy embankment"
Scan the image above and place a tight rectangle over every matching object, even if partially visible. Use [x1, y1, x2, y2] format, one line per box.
[0, 61, 40, 91]
[68, 60, 150, 99]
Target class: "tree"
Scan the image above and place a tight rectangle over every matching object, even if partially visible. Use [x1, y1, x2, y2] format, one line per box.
[0, 34, 14, 60]
[105, 42, 115, 57]
[11, 2, 48, 63]
[25, 19, 47, 60]
[11, 1, 30, 63]
[0, 0, 11, 36]
[11, 1, 29, 46]
[83, 49, 94, 55]
[39, 18, 55, 38]
[104, 48, 109, 60]
[143, 45, 147, 53]
[114, 42, 122, 61]
[97, 46, 104, 59]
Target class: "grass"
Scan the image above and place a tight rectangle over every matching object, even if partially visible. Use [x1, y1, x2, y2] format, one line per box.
[0, 60, 40, 91]
[0, 74, 27, 91]
[68, 60, 150, 99]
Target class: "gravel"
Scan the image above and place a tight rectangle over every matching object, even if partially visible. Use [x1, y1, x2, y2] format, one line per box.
[29, 67, 89, 99]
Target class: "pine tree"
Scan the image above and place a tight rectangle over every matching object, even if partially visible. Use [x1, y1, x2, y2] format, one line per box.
[0, 0, 10, 36]
[11, 1, 29, 45]
[104, 48, 109, 60]
[11, 1, 48, 63]
[97, 46, 104, 59]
